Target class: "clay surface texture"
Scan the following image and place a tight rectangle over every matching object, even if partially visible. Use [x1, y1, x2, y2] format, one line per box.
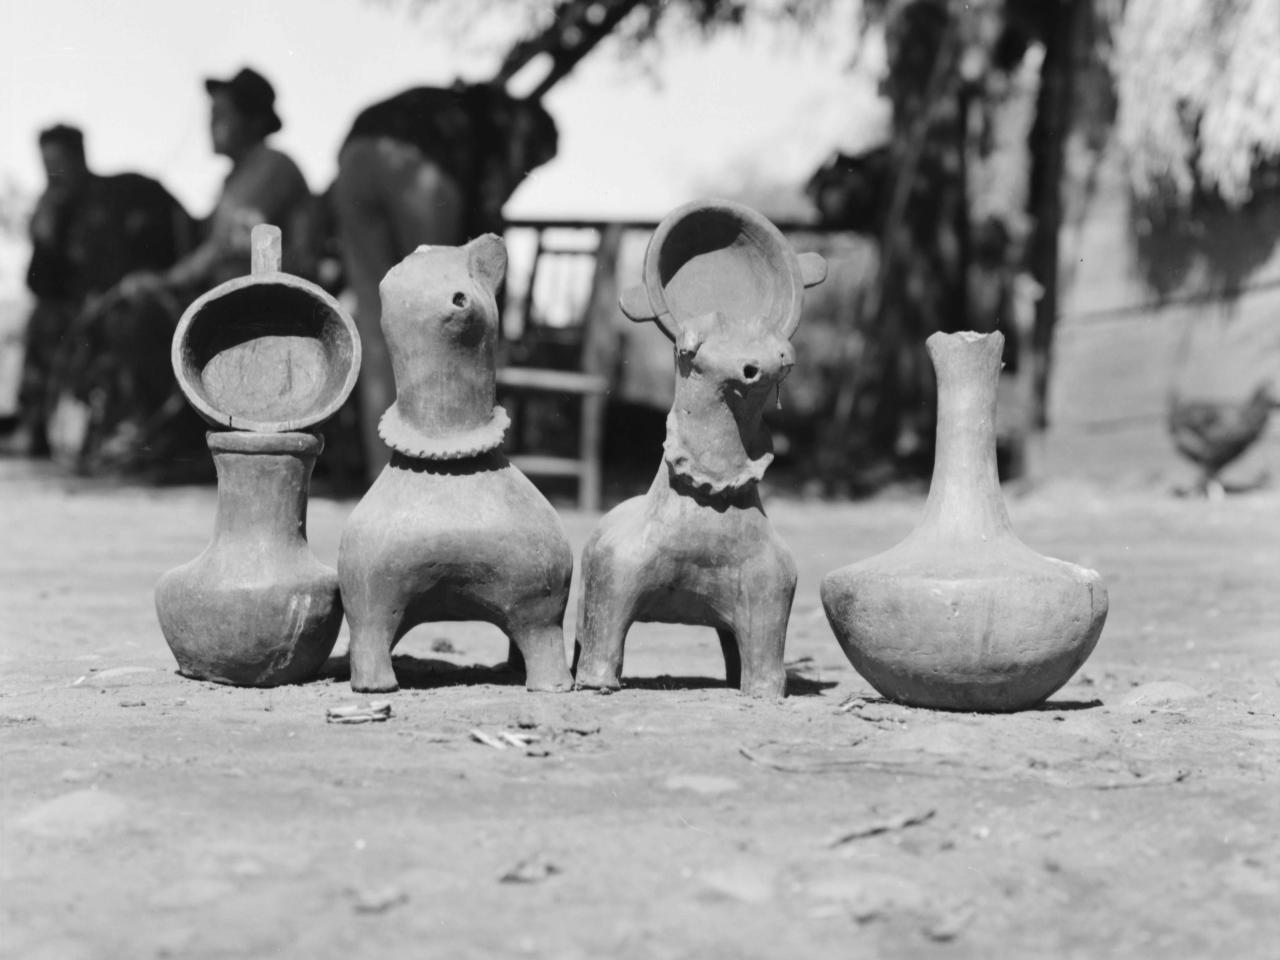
[155, 225, 358, 687]
[155, 431, 342, 685]
[575, 200, 826, 698]
[821, 331, 1108, 711]
[338, 236, 573, 693]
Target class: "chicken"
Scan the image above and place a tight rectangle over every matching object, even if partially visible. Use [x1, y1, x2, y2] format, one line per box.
[1168, 383, 1272, 498]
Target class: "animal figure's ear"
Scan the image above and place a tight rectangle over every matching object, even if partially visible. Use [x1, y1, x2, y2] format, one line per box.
[674, 312, 720, 357]
[467, 234, 507, 292]
[619, 284, 657, 323]
[799, 251, 828, 288]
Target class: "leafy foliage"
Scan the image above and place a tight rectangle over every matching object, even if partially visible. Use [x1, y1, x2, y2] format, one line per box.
[1114, 0, 1280, 206]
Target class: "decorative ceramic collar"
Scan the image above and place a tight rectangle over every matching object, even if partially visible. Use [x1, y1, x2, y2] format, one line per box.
[662, 425, 772, 496]
[378, 403, 510, 460]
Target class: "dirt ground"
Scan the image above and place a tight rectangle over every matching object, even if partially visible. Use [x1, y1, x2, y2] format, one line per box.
[2, 456, 1278, 960]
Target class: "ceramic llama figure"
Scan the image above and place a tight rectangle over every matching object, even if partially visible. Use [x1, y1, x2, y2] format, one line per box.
[337, 236, 574, 693]
[573, 200, 826, 698]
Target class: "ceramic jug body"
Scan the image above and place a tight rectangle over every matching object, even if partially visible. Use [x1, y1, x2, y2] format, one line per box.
[821, 331, 1107, 711]
[155, 431, 342, 686]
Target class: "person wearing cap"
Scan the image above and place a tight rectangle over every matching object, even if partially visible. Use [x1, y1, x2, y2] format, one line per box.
[120, 66, 315, 299]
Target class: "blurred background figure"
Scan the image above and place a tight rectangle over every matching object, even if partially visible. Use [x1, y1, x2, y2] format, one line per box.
[120, 66, 315, 300]
[0, 124, 191, 459]
[330, 83, 557, 481]
[1166, 304, 1278, 498]
[66, 66, 318, 477]
[5, 0, 1278, 496]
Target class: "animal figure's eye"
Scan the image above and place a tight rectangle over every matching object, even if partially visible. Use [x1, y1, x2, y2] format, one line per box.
[452, 292, 468, 309]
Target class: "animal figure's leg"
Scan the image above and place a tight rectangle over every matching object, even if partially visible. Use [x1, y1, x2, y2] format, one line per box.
[346, 603, 403, 693]
[716, 628, 742, 688]
[731, 575, 795, 700]
[574, 550, 643, 690]
[504, 622, 572, 693]
[339, 551, 409, 692]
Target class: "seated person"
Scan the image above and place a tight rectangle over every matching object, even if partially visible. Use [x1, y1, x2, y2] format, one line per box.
[2, 124, 190, 458]
[70, 68, 315, 474]
[122, 66, 315, 300]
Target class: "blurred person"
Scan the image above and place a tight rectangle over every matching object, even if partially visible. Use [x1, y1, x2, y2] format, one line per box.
[0, 124, 190, 458]
[77, 67, 317, 475]
[329, 82, 557, 482]
[120, 66, 315, 300]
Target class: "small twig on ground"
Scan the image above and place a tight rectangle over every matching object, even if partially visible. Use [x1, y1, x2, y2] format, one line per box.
[1043, 768, 1191, 790]
[558, 723, 601, 737]
[827, 809, 936, 848]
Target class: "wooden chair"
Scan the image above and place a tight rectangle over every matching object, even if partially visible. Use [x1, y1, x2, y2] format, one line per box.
[496, 222, 620, 512]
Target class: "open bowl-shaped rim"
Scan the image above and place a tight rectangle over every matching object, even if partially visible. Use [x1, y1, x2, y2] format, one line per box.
[639, 198, 806, 340]
[171, 271, 361, 433]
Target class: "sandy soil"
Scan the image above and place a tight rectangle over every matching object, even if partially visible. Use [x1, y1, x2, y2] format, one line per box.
[2, 459, 1278, 960]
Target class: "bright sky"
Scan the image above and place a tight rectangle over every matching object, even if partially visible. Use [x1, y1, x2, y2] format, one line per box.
[1, 0, 887, 223]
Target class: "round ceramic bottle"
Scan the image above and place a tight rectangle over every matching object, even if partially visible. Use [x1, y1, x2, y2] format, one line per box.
[821, 331, 1107, 711]
[155, 431, 342, 685]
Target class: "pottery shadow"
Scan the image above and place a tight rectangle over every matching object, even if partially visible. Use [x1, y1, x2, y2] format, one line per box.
[785, 673, 841, 697]
[321, 654, 526, 689]
[317, 657, 838, 696]
[842, 694, 1104, 714]
[1028, 698, 1104, 712]
[608, 673, 837, 697]
[616, 674, 740, 692]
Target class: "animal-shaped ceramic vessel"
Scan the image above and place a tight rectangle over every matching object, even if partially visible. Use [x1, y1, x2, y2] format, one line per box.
[156, 225, 361, 686]
[573, 199, 826, 698]
[821, 331, 1108, 711]
[337, 235, 574, 693]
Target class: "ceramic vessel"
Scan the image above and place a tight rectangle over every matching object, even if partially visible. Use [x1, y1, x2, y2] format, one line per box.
[156, 432, 342, 684]
[155, 225, 359, 686]
[574, 199, 826, 698]
[172, 226, 360, 433]
[337, 235, 574, 693]
[821, 331, 1108, 711]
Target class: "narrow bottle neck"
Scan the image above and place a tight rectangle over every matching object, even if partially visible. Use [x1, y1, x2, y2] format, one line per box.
[207, 434, 319, 547]
[914, 332, 1013, 542]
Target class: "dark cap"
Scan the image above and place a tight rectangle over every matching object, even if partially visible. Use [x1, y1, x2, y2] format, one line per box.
[204, 67, 282, 134]
[38, 123, 86, 157]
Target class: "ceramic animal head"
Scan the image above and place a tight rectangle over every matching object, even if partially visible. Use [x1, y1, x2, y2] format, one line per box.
[673, 310, 797, 398]
[376, 234, 512, 460]
[620, 200, 826, 494]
